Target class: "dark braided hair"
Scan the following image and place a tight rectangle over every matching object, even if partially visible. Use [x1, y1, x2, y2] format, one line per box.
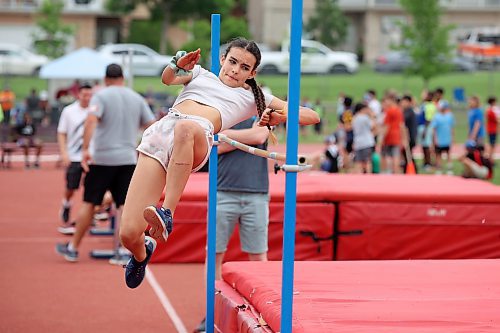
[223, 38, 266, 119]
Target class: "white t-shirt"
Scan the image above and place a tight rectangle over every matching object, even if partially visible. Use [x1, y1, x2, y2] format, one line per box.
[57, 101, 88, 162]
[368, 99, 382, 125]
[173, 65, 274, 131]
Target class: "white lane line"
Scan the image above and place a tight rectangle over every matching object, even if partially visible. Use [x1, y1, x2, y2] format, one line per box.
[146, 267, 188, 333]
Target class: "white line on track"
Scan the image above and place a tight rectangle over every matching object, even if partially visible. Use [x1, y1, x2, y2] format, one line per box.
[146, 267, 188, 333]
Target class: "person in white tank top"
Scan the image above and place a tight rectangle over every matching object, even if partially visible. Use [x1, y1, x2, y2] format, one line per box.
[119, 38, 320, 289]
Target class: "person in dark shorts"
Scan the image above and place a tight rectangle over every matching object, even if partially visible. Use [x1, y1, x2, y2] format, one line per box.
[56, 64, 155, 262]
[195, 117, 271, 332]
[56, 83, 93, 232]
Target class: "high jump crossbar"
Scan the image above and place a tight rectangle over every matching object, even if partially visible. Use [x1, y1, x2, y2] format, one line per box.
[217, 133, 311, 172]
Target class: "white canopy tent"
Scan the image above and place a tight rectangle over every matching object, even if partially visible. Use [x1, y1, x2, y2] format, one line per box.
[39, 47, 116, 104]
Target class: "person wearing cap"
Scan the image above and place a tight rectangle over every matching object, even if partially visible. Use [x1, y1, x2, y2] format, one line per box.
[56, 63, 156, 263]
[429, 96, 455, 175]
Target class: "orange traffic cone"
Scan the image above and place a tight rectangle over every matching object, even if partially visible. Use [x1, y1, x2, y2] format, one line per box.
[406, 160, 416, 174]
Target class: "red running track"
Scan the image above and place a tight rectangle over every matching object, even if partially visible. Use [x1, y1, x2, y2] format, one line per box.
[0, 165, 206, 333]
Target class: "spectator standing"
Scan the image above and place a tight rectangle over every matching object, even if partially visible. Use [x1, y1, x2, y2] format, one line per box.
[378, 94, 404, 174]
[195, 118, 270, 332]
[339, 96, 354, 168]
[365, 89, 383, 127]
[313, 98, 325, 135]
[56, 83, 93, 231]
[419, 91, 437, 171]
[0, 85, 15, 126]
[352, 103, 375, 173]
[467, 95, 486, 150]
[55, 64, 155, 262]
[430, 102, 455, 174]
[400, 95, 418, 173]
[434, 87, 450, 113]
[486, 96, 499, 158]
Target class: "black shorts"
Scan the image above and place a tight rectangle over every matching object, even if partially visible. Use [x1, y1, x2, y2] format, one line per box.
[435, 146, 450, 154]
[83, 165, 135, 207]
[66, 162, 84, 190]
[489, 133, 497, 146]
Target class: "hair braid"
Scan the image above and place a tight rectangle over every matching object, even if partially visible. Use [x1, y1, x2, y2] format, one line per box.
[246, 77, 278, 144]
[246, 78, 266, 118]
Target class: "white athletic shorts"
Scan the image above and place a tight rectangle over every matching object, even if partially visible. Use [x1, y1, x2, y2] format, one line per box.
[137, 108, 214, 172]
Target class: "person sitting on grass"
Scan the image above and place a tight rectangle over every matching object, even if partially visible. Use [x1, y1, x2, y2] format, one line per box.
[118, 37, 320, 289]
[459, 143, 493, 181]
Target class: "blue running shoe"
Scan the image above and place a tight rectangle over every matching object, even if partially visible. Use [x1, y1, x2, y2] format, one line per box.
[55, 242, 78, 262]
[143, 206, 173, 242]
[124, 236, 157, 289]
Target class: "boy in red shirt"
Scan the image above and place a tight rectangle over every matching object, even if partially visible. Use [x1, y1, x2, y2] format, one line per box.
[377, 94, 404, 173]
[486, 96, 499, 158]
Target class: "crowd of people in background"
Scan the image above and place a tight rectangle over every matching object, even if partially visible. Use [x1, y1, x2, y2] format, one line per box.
[309, 87, 498, 180]
[1, 80, 499, 181]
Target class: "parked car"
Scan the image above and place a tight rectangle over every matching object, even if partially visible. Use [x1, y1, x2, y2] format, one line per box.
[458, 27, 500, 64]
[0, 43, 49, 76]
[374, 51, 476, 73]
[96, 43, 173, 76]
[258, 40, 359, 75]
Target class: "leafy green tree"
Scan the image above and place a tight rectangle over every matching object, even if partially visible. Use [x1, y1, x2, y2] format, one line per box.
[32, 0, 74, 58]
[106, 0, 234, 54]
[178, 16, 250, 66]
[398, 0, 455, 87]
[305, 0, 348, 48]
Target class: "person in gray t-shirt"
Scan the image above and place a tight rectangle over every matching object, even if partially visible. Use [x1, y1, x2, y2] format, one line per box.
[56, 64, 155, 263]
[352, 103, 376, 173]
[195, 117, 270, 333]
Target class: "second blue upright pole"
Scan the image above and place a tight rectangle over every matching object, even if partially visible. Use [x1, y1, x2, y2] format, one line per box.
[206, 13, 220, 333]
[280, 0, 303, 332]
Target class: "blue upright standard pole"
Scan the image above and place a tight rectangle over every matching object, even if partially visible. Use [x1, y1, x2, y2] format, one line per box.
[206, 13, 220, 333]
[280, 1, 303, 332]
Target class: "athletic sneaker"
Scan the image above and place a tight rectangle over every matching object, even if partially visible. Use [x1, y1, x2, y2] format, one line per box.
[193, 318, 206, 333]
[57, 221, 76, 235]
[124, 236, 156, 288]
[143, 206, 173, 242]
[55, 242, 78, 262]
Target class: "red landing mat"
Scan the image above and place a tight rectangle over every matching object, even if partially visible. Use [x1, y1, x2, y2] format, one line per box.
[151, 201, 335, 263]
[177, 173, 500, 203]
[215, 260, 500, 333]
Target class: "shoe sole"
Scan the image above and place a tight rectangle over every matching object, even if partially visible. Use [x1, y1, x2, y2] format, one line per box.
[57, 226, 75, 235]
[143, 207, 169, 242]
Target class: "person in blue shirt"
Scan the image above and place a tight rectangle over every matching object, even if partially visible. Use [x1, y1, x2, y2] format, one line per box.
[467, 95, 486, 150]
[430, 102, 455, 174]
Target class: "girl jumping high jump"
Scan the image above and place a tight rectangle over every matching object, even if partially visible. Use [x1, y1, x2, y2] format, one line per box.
[119, 37, 320, 288]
